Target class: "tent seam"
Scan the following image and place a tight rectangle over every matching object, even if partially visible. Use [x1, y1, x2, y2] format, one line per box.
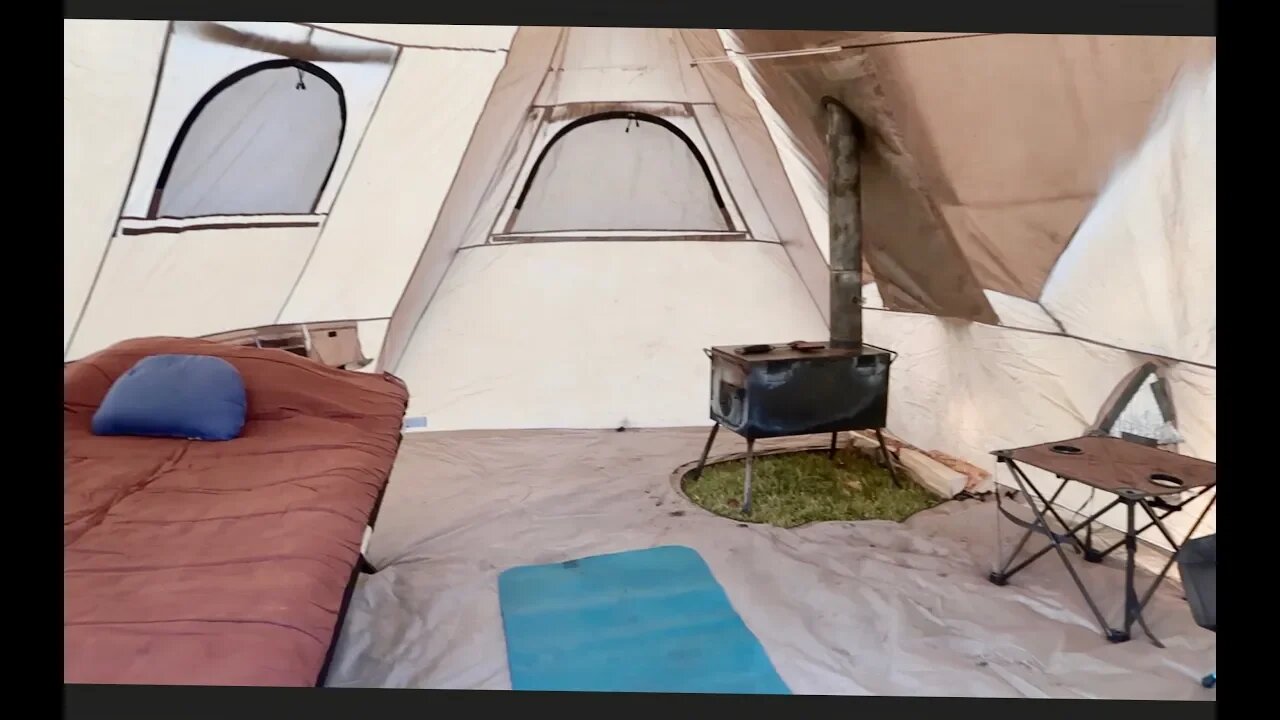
[867, 304, 1214, 370]
[1036, 299, 1069, 335]
[377, 27, 567, 373]
[687, 31, 826, 322]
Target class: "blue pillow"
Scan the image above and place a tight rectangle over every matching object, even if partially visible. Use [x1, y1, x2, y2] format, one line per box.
[91, 354, 248, 441]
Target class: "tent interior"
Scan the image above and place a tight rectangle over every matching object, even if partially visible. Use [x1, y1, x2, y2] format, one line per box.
[64, 20, 1216, 697]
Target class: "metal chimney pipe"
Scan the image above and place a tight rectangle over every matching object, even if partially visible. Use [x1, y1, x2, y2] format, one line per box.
[823, 97, 863, 349]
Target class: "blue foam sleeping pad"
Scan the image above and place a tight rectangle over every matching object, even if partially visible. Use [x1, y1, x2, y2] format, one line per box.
[497, 545, 791, 694]
[91, 354, 248, 441]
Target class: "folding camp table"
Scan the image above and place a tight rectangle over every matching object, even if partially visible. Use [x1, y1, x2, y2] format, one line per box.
[988, 435, 1217, 645]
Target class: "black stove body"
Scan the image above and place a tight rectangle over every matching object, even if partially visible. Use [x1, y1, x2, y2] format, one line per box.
[692, 342, 900, 514]
[709, 343, 891, 440]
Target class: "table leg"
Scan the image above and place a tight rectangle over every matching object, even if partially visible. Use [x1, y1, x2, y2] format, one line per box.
[1134, 605, 1163, 647]
[689, 423, 720, 481]
[1018, 470, 1087, 555]
[829, 431, 839, 460]
[1132, 491, 1218, 637]
[1108, 497, 1169, 645]
[1084, 513, 1097, 563]
[1114, 490, 1217, 646]
[991, 461, 1044, 582]
[1110, 497, 1169, 646]
[1088, 486, 1213, 562]
[994, 496, 1120, 581]
[743, 438, 756, 515]
[993, 460, 1116, 640]
[1118, 500, 1139, 643]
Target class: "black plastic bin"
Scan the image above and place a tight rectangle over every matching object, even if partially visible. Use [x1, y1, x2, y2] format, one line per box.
[1177, 533, 1215, 688]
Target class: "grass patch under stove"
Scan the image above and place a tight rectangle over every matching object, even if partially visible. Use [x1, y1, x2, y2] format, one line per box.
[683, 447, 942, 528]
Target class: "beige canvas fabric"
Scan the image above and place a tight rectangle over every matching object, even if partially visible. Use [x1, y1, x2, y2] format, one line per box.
[729, 31, 1216, 302]
[379, 27, 561, 372]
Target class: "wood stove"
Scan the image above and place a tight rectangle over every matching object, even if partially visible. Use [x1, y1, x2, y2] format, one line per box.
[688, 98, 900, 514]
[691, 341, 901, 514]
[708, 342, 892, 438]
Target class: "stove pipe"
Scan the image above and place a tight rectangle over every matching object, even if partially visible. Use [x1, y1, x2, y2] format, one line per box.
[824, 98, 864, 349]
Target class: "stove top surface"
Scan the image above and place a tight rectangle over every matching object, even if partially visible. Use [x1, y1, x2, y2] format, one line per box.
[709, 342, 891, 364]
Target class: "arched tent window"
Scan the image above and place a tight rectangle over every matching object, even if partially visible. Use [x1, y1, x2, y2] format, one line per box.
[1092, 362, 1182, 449]
[150, 59, 347, 218]
[507, 111, 732, 234]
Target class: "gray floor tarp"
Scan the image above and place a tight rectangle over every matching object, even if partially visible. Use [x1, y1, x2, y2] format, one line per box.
[325, 428, 1215, 699]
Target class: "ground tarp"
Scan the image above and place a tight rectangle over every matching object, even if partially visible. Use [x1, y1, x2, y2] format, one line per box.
[325, 428, 1214, 699]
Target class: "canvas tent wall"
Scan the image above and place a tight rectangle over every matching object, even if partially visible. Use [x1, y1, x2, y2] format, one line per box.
[378, 26, 834, 430]
[64, 21, 1215, 544]
[65, 20, 511, 360]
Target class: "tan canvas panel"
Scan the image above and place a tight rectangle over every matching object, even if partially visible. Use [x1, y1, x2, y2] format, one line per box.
[729, 30, 1214, 300]
[725, 31, 997, 320]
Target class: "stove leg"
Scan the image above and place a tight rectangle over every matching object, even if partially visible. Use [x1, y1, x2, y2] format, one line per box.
[743, 439, 755, 516]
[828, 432, 839, 460]
[690, 423, 720, 481]
[874, 429, 901, 488]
